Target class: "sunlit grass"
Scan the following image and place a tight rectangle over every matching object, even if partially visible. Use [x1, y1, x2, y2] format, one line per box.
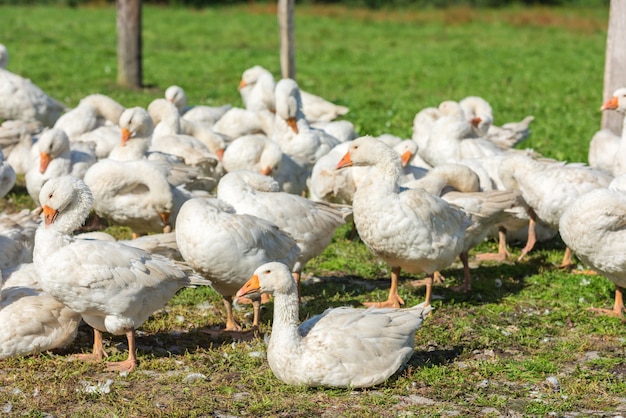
[1, 3, 623, 417]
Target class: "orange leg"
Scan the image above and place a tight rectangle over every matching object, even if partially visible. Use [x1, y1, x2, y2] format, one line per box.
[517, 213, 537, 261]
[106, 330, 137, 372]
[410, 273, 434, 307]
[589, 286, 625, 318]
[476, 226, 511, 262]
[450, 251, 472, 293]
[559, 247, 574, 269]
[73, 328, 107, 363]
[363, 266, 405, 308]
[223, 296, 242, 331]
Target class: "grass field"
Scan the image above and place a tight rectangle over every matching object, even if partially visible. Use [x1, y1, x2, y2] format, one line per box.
[1, 3, 625, 417]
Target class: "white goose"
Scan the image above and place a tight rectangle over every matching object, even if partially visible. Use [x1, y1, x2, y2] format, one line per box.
[336, 136, 470, 307]
[175, 197, 299, 331]
[459, 96, 533, 149]
[0, 285, 82, 360]
[115, 106, 220, 192]
[236, 262, 432, 388]
[0, 148, 16, 199]
[0, 209, 39, 270]
[419, 100, 503, 168]
[239, 65, 349, 123]
[33, 176, 212, 372]
[0, 44, 66, 127]
[499, 153, 613, 265]
[147, 100, 222, 176]
[165, 85, 232, 127]
[25, 128, 96, 204]
[589, 88, 626, 176]
[221, 134, 308, 195]
[272, 78, 340, 173]
[559, 174, 626, 317]
[217, 170, 347, 292]
[83, 158, 189, 236]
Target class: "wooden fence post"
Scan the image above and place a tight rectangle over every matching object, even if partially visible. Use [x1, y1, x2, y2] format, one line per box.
[602, 0, 626, 135]
[117, 0, 142, 88]
[278, 0, 295, 80]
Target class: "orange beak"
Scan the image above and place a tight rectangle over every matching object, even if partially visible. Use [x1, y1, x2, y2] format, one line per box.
[286, 117, 299, 134]
[260, 166, 272, 176]
[121, 127, 132, 146]
[42, 205, 58, 227]
[601, 96, 619, 111]
[236, 274, 261, 299]
[470, 116, 482, 128]
[400, 150, 412, 168]
[214, 148, 225, 161]
[39, 152, 52, 173]
[238, 79, 247, 90]
[336, 151, 353, 169]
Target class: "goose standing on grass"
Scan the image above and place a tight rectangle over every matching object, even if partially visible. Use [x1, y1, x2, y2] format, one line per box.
[236, 262, 432, 388]
[589, 88, 626, 176]
[336, 136, 470, 307]
[175, 197, 299, 332]
[33, 176, 213, 372]
[559, 174, 626, 317]
[0, 44, 66, 127]
[403, 163, 522, 292]
[498, 153, 613, 265]
[217, 170, 348, 294]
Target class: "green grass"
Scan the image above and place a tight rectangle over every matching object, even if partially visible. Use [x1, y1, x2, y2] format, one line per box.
[1, 3, 625, 417]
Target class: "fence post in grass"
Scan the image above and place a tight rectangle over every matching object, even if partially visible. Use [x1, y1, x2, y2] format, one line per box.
[278, 0, 296, 80]
[117, 0, 143, 88]
[602, 0, 626, 135]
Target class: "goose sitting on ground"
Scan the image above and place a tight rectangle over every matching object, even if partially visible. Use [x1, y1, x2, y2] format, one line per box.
[25, 128, 96, 205]
[236, 262, 432, 388]
[459, 96, 533, 149]
[165, 85, 232, 127]
[33, 176, 213, 372]
[272, 78, 340, 174]
[0, 209, 39, 271]
[0, 44, 66, 127]
[0, 148, 16, 199]
[336, 136, 470, 307]
[175, 197, 299, 332]
[83, 158, 192, 236]
[239, 65, 349, 123]
[559, 174, 626, 317]
[0, 285, 82, 360]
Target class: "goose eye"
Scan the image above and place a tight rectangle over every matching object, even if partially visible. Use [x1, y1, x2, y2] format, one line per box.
[48, 193, 53, 199]
[264, 270, 271, 274]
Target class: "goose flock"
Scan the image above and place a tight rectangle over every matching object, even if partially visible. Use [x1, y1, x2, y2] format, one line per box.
[0, 42, 624, 387]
